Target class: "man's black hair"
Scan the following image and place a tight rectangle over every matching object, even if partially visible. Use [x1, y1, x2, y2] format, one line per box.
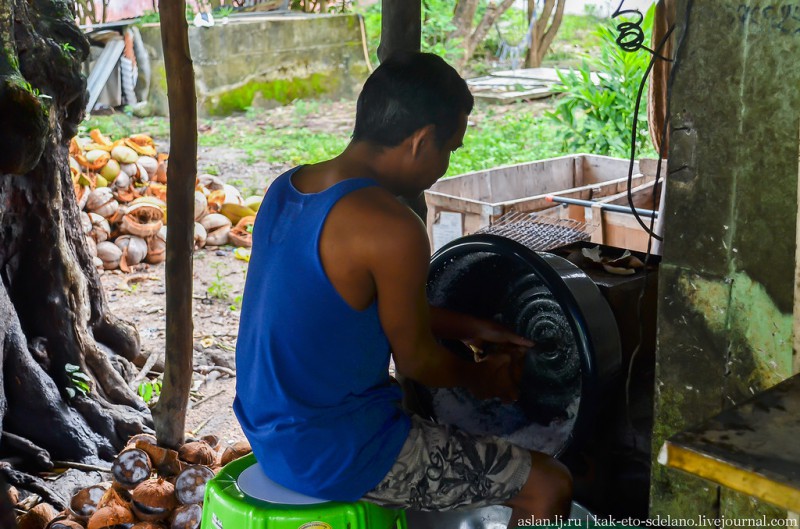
[352, 52, 474, 148]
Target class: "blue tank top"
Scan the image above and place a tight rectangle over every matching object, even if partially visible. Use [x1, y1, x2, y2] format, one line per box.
[234, 166, 411, 501]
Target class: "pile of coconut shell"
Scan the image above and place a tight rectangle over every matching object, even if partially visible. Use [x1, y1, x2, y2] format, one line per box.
[71, 130, 263, 272]
[11, 434, 252, 529]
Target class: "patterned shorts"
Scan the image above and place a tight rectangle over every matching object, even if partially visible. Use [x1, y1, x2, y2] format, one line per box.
[361, 415, 532, 511]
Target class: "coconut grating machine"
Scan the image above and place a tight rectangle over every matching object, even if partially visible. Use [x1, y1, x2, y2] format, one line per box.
[405, 213, 660, 527]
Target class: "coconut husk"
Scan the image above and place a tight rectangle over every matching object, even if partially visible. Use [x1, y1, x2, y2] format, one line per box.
[86, 503, 134, 529]
[134, 441, 186, 477]
[17, 503, 58, 529]
[220, 441, 252, 466]
[228, 216, 254, 248]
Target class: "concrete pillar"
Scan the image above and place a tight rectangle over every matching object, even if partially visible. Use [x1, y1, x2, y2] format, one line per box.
[651, 0, 800, 519]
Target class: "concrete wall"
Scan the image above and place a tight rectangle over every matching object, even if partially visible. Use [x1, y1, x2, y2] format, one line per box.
[651, 0, 800, 519]
[139, 13, 370, 116]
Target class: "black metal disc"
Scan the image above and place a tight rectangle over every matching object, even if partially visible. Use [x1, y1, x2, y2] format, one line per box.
[416, 234, 621, 456]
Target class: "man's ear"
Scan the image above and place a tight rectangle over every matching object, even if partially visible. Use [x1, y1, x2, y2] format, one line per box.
[410, 125, 437, 159]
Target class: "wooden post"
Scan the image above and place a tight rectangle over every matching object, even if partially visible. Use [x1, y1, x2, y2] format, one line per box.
[152, 0, 198, 449]
[794, 121, 800, 376]
[379, 0, 428, 222]
[378, 0, 421, 62]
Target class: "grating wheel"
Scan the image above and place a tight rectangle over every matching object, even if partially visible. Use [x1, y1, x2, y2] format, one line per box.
[476, 211, 595, 252]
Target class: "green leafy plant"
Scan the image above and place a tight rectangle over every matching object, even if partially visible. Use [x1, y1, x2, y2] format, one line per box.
[214, 6, 235, 18]
[230, 294, 244, 312]
[208, 262, 232, 301]
[546, 8, 657, 158]
[61, 42, 77, 53]
[138, 10, 160, 24]
[420, 0, 462, 65]
[138, 379, 162, 404]
[65, 363, 91, 399]
[356, 0, 464, 69]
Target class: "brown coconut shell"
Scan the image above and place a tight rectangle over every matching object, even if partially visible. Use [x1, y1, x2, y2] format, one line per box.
[132, 522, 167, 529]
[200, 435, 219, 450]
[108, 481, 133, 503]
[169, 504, 202, 529]
[46, 518, 85, 529]
[126, 433, 158, 449]
[69, 484, 109, 522]
[135, 441, 185, 477]
[174, 466, 215, 505]
[7, 485, 19, 505]
[220, 441, 252, 466]
[177, 442, 215, 466]
[96, 488, 129, 511]
[120, 214, 163, 239]
[227, 216, 254, 248]
[111, 448, 152, 490]
[145, 227, 166, 265]
[146, 183, 168, 203]
[18, 503, 58, 529]
[87, 502, 134, 529]
[131, 479, 177, 522]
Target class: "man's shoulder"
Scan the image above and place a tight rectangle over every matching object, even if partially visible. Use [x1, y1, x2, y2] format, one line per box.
[338, 185, 424, 234]
[327, 185, 429, 262]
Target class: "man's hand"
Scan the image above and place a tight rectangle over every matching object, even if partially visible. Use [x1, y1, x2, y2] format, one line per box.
[463, 352, 523, 403]
[463, 317, 534, 360]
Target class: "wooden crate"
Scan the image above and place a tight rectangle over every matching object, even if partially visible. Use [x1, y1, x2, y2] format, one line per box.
[548, 177, 664, 253]
[425, 154, 642, 251]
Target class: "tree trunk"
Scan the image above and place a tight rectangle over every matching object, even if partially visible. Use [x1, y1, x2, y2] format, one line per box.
[151, 0, 197, 450]
[453, 0, 516, 71]
[0, 0, 151, 478]
[525, 0, 565, 68]
[451, 0, 479, 42]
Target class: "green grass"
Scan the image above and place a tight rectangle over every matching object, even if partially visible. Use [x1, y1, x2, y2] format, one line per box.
[448, 108, 568, 176]
[558, 14, 604, 48]
[198, 120, 349, 167]
[81, 113, 170, 141]
[193, 104, 571, 177]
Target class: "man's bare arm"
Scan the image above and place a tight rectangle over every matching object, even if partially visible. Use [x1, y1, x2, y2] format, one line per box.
[362, 198, 518, 401]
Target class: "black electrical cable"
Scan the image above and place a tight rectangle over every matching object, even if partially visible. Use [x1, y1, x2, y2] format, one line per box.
[622, 23, 674, 242]
[612, 0, 673, 61]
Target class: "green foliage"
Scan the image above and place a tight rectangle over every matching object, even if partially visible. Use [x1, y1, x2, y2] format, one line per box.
[199, 120, 347, 167]
[208, 262, 233, 301]
[61, 42, 77, 54]
[230, 294, 244, 312]
[356, 1, 464, 67]
[214, 6, 235, 18]
[421, 0, 462, 65]
[81, 114, 170, 141]
[447, 108, 567, 176]
[545, 9, 657, 158]
[138, 378, 162, 404]
[358, 3, 381, 66]
[65, 363, 91, 399]
[138, 10, 161, 24]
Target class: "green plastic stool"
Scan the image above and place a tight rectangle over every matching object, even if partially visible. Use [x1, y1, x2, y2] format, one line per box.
[201, 454, 407, 529]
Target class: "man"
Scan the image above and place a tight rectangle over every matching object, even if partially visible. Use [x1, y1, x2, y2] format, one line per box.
[234, 52, 572, 525]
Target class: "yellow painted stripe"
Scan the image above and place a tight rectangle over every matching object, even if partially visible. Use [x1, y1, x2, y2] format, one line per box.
[664, 442, 800, 512]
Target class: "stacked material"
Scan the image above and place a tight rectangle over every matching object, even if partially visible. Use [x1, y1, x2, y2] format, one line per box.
[11, 434, 252, 529]
[71, 130, 262, 272]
